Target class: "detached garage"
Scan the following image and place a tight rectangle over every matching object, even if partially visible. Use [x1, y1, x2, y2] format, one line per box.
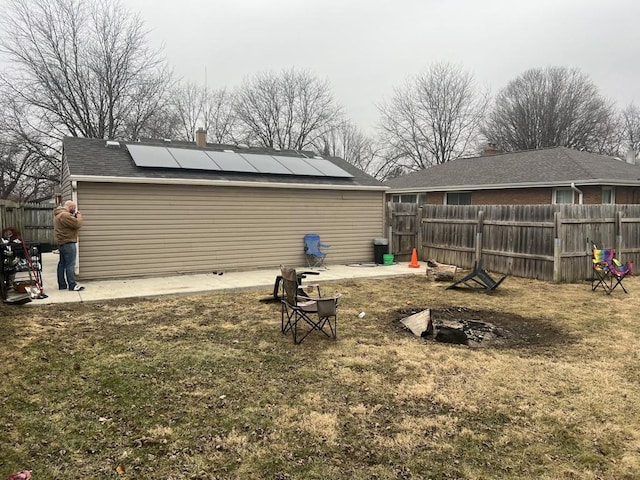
[60, 137, 388, 280]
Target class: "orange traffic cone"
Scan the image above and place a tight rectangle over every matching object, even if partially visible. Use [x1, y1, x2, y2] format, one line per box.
[408, 248, 420, 268]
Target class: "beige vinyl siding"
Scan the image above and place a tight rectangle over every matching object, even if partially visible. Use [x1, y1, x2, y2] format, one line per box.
[75, 182, 385, 279]
[60, 158, 73, 202]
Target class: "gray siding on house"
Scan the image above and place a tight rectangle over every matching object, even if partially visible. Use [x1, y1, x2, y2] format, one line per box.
[75, 182, 385, 279]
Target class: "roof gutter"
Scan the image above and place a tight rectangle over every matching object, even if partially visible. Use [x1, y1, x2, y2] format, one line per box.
[387, 178, 640, 194]
[570, 182, 583, 204]
[68, 174, 389, 192]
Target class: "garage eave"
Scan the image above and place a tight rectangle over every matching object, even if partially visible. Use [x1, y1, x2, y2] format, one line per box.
[69, 174, 390, 191]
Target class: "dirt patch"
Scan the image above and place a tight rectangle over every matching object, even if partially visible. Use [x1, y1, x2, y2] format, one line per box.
[394, 306, 570, 349]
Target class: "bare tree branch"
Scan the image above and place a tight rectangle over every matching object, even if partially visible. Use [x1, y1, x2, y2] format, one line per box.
[620, 103, 640, 160]
[483, 66, 617, 153]
[202, 87, 238, 144]
[234, 69, 343, 150]
[0, 96, 59, 201]
[313, 120, 388, 179]
[376, 62, 488, 172]
[0, 0, 173, 140]
[0, 0, 173, 200]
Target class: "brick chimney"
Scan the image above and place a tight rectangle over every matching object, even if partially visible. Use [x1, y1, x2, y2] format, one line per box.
[482, 142, 501, 156]
[195, 128, 207, 148]
[625, 147, 636, 165]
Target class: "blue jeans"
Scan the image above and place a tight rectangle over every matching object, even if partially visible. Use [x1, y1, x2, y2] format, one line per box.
[57, 242, 78, 290]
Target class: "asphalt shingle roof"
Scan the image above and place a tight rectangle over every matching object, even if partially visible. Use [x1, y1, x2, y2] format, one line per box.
[63, 137, 385, 188]
[385, 147, 640, 191]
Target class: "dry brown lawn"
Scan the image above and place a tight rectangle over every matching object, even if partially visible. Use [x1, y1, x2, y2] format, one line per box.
[1, 272, 640, 479]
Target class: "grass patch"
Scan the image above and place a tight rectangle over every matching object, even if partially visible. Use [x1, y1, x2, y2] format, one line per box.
[2, 274, 640, 479]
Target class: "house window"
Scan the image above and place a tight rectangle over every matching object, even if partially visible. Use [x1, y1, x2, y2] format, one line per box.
[445, 192, 472, 205]
[391, 194, 418, 204]
[418, 193, 427, 205]
[553, 188, 574, 204]
[602, 187, 614, 204]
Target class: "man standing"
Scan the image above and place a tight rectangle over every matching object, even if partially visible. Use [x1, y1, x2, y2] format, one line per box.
[54, 200, 85, 291]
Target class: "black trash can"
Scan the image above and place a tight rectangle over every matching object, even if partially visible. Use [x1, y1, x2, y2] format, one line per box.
[373, 238, 389, 264]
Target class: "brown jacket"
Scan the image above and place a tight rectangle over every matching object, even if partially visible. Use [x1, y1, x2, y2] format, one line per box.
[54, 206, 83, 244]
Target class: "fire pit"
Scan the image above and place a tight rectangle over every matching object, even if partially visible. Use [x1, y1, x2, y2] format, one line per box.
[395, 306, 567, 349]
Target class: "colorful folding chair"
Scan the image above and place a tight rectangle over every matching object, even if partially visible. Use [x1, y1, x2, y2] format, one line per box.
[591, 248, 614, 293]
[609, 257, 633, 293]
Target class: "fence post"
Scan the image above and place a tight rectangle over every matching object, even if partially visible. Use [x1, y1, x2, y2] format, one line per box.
[417, 205, 423, 260]
[475, 210, 484, 264]
[615, 211, 623, 255]
[553, 211, 562, 283]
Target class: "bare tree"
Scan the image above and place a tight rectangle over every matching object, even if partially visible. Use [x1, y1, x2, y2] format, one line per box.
[234, 69, 342, 150]
[0, 96, 59, 201]
[150, 82, 238, 144]
[170, 82, 206, 142]
[0, 0, 173, 200]
[202, 87, 238, 144]
[0, 0, 173, 141]
[620, 103, 640, 160]
[483, 66, 616, 153]
[377, 62, 488, 172]
[124, 101, 182, 142]
[314, 120, 387, 179]
[121, 75, 177, 141]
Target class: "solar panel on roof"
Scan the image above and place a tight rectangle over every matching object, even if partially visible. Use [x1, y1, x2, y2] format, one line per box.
[205, 150, 257, 173]
[304, 158, 354, 177]
[127, 143, 353, 179]
[271, 155, 325, 176]
[168, 147, 221, 171]
[240, 153, 292, 175]
[127, 144, 180, 168]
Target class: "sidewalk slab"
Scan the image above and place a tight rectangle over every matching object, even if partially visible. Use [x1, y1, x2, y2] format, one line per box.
[29, 253, 425, 305]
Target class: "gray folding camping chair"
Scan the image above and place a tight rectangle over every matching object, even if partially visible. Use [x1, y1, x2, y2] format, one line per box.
[280, 265, 340, 344]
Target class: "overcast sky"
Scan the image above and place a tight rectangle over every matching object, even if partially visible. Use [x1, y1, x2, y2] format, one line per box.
[119, 0, 640, 131]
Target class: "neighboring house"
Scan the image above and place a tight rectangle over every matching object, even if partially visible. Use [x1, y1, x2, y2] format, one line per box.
[60, 135, 387, 280]
[385, 147, 640, 205]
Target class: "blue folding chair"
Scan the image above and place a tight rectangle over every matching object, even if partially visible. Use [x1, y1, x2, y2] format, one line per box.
[304, 233, 330, 268]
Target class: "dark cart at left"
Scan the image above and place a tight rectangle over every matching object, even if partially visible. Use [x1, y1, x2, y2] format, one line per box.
[1, 227, 46, 304]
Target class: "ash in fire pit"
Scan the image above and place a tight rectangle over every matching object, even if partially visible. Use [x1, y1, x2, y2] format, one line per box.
[433, 318, 505, 346]
[397, 306, 538, 348]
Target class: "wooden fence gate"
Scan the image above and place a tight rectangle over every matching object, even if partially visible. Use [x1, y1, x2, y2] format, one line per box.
[386, 202, 420, 262]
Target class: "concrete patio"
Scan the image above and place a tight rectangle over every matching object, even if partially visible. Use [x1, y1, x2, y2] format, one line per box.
[26, 253, 425, 305]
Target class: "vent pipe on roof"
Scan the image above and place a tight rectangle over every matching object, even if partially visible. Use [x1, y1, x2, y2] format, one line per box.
[195, 128, 207, 148]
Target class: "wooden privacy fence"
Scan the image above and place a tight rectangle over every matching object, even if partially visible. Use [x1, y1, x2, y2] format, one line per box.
[387, 203, 640, 283]
[0, 200, 55, 248]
